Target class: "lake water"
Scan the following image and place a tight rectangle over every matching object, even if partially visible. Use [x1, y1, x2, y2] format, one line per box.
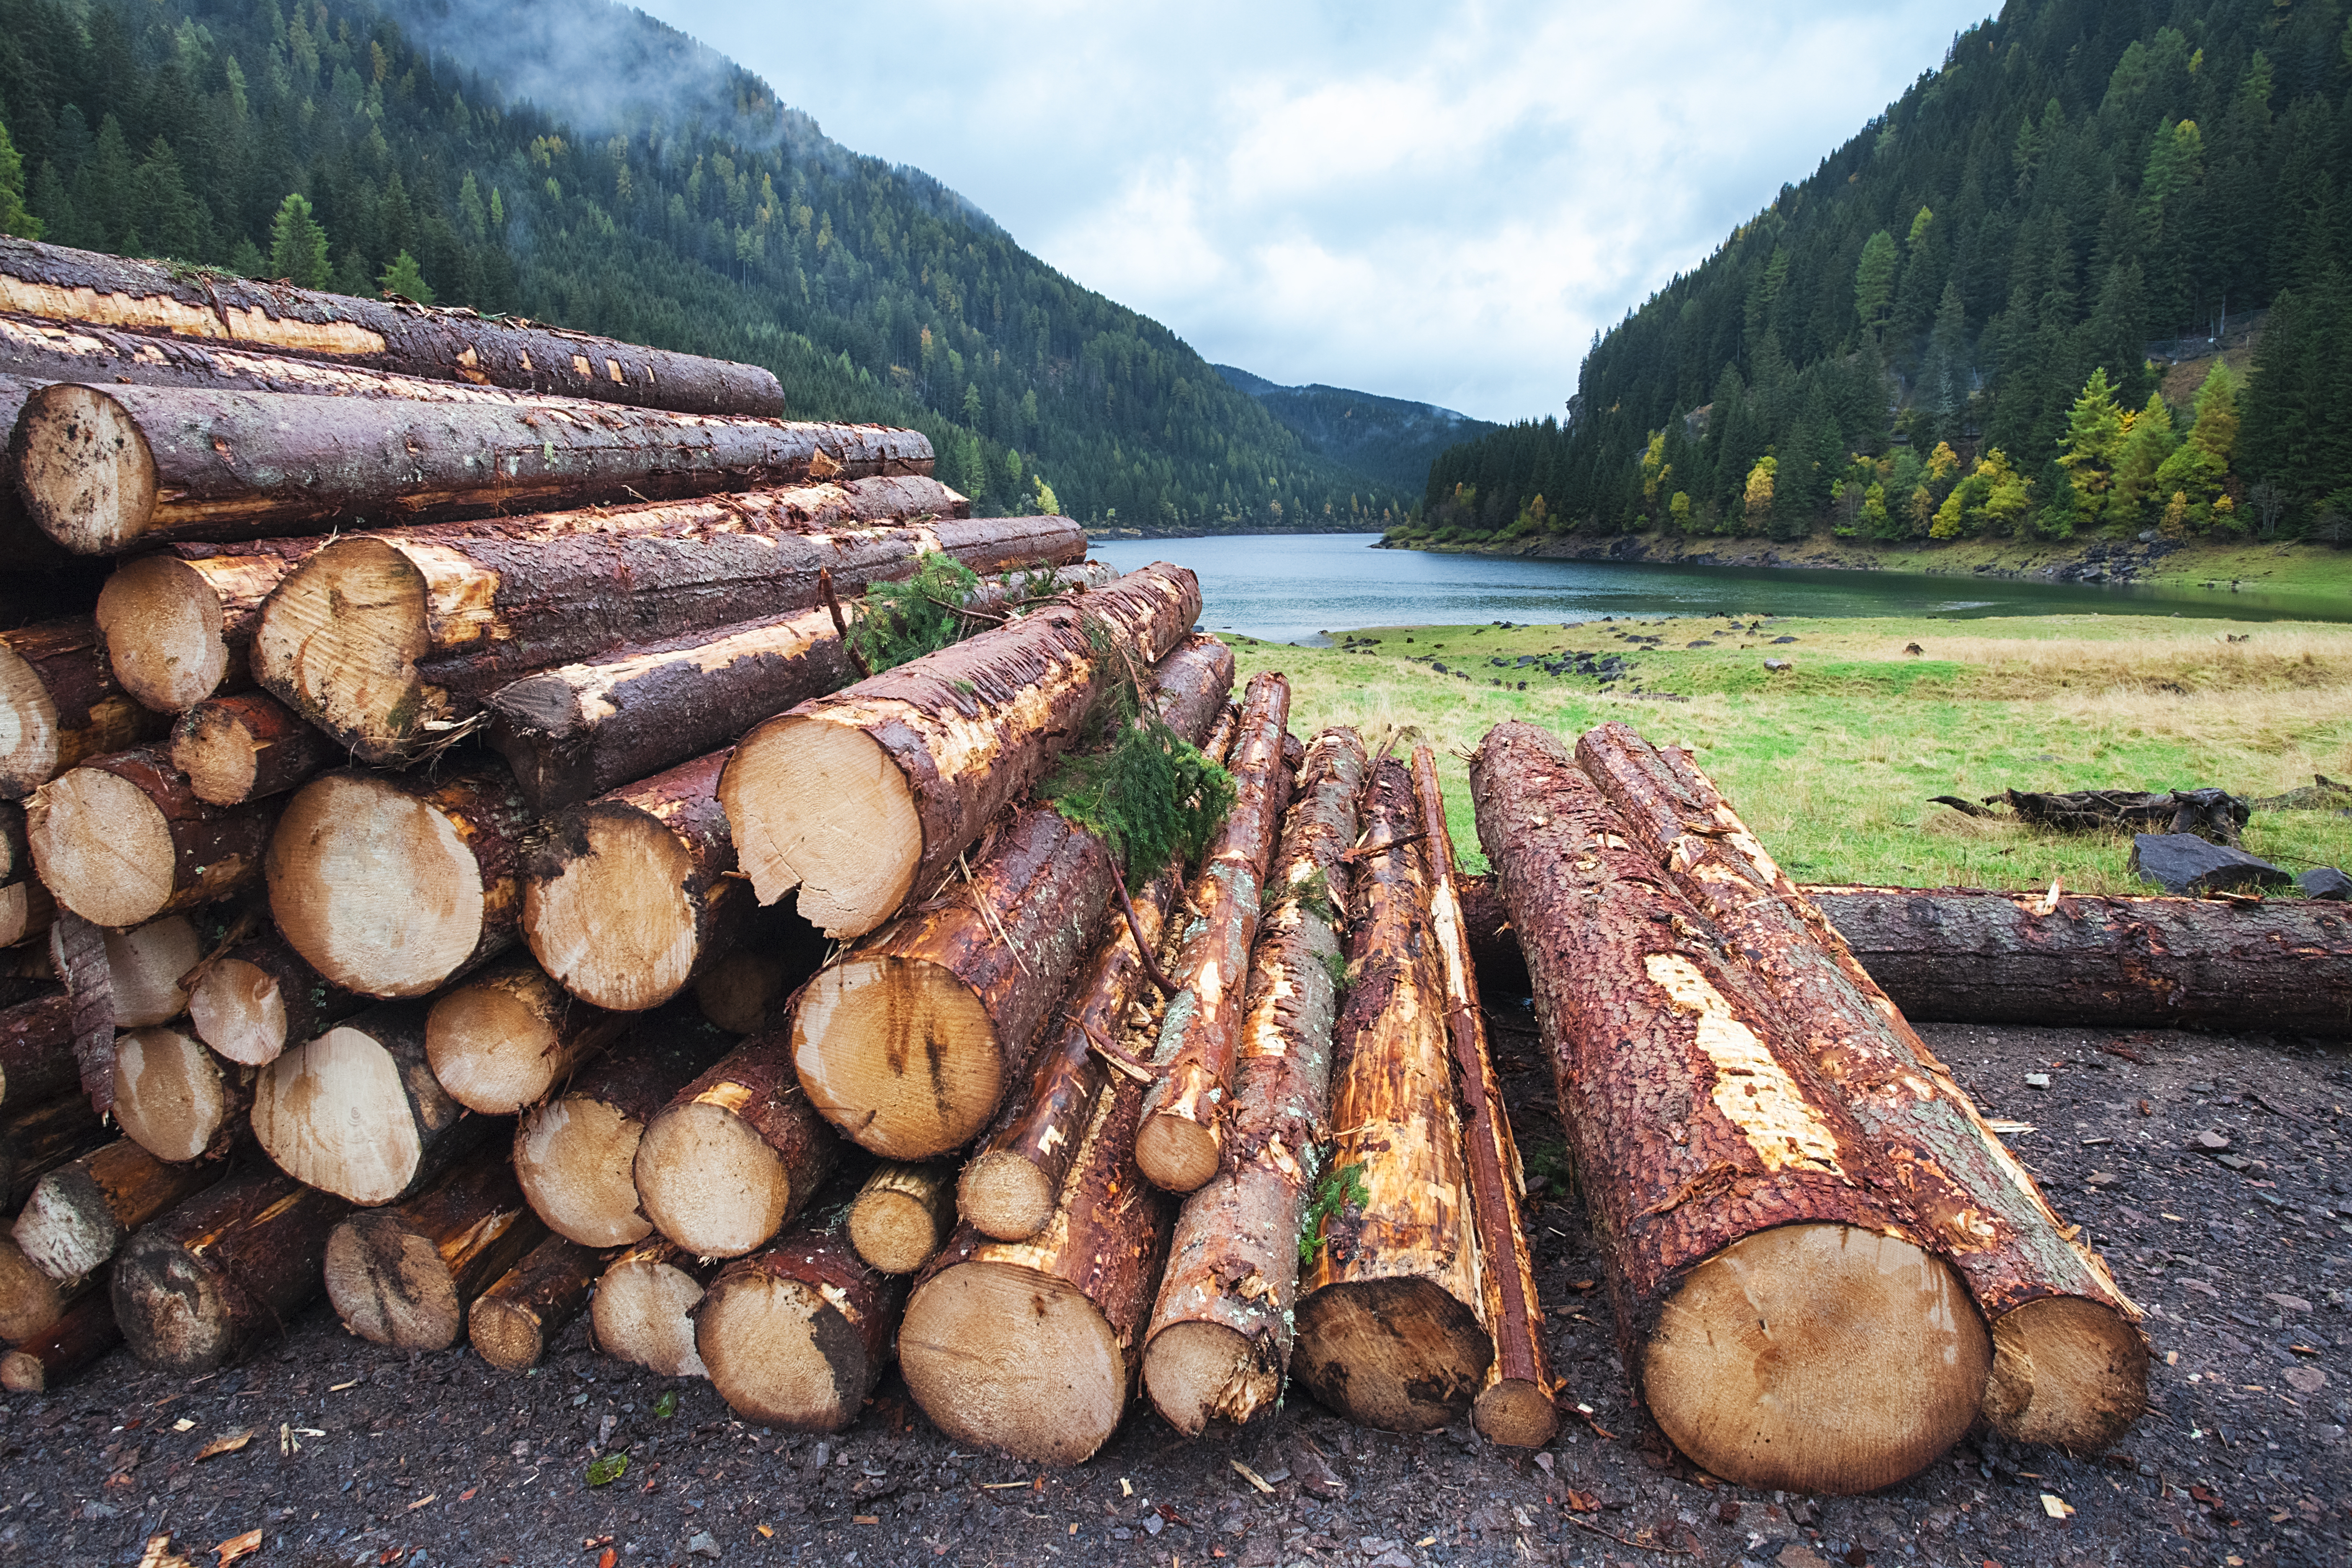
[1089, 533, 2350, 643]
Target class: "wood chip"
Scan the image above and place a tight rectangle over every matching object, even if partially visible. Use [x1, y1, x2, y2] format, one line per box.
[1229, 1460, 1275, 1496]
[194, 1428, 253, 1462]
[407, 1493, 436, 1510]
[2040, 1493, 2074, 1519]
[213, 1530, 262, 1566]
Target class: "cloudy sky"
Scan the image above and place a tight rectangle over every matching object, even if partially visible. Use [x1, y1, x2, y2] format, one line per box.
[632, 0, 1991, 423]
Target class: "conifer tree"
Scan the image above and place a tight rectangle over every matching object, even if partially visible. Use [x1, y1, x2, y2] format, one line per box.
[0, 114, 39, 239]
[267, 192, 333, 288]
[379, 249, 433, 303]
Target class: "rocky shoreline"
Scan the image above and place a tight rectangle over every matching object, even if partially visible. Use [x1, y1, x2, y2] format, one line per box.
[1396, 531, 2193, 585]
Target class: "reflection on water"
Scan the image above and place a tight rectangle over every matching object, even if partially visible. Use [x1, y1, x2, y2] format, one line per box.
[1087, 534, 2349, 644]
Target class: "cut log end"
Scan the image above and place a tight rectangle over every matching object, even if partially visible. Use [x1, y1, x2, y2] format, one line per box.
[26, 765, 175, 926]
[0, 639, 61, 797]
[899, 1260, 1129, 1466]
[96, 555, 227, 712]
[111, 1026, 235, 1163]
[469, 1293, 552, 1373]
[1292, 1277, 1492, 1433]
[16, 383, 159, 555]
[723, 719, 920, 935]
[1473, 1379, 1562, 1450]
[186, 957, 287, 1067]
[252, 1026, 426, 1206]
[109, 1230, 234, 1372]
[699, 1273, 875, 1429]
[425, 974, 580, 1116]
[13, 1164, 119, 1286]
[325, 1215, 462, 1349]
[269, 774, 487, 998]
[1640, 1222, 1991, 1496]
[1985, 1294, 2150, 1453]
[105, 916, 200, 1026]
[524, 808, 700, 1012]
[633, 1103, 791, 1259]
[1132, 1112, 1221, 1196]
[254, 537, 428, 757]
[956, 1150, 1056, 1243]
[0, 1234, 67, 1341]
[846, 1163, 953, 1274]
[591, 1252, 708, 1379]
[791, 956, 1002, 1158]
[1141, 1318, 1277, 1438]
[168, 700, 271, 805]
[515, 1099, 652, 1248]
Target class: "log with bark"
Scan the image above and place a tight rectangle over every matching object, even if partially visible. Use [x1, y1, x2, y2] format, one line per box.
[469, 1233, 609, 1374]
[633, 1032, 839, 1258]
[0, 235, 785, 414]
[324, 1144, 546, 1351]
[186, 928, 366, 1068]
[1142, 727, 1365, 1436]
[109, 1166, 351, 1371]
[0, 992, 75, 1110]
[0, 616, 170, 799]
[95, 913, 207, 1027]
[0, 1230, 85, 1341]
[26, 747, 272, 927]
[11, 1137, 224, 1288]
[1291, 759, 1493, 1434]
[1470, 721, 1990, 1494]
[591, 1240, 712, 1379]
[167, 693, 330, 806]
[46, 910, 113, 1112]
[266, 765, 532, 999]
[93, 544, 305, 713]
[1948, 787, 2251, 845]
[722, 561, 1202, 937]
[1, 874, 52, 948]
[1579, 724, 2145, 1451]
[700, 1202, 910, 1431]
[3, 1089, 107, 1209]
[0, 1285, 117, 1391]
[425, 957, 628, 1115]
[109, 1025, 252, 1163]
[513, 1010, 738, 1248]
[845, 1161, 956, 1275]
[1134, 672, 1294, 1193]
[250, 1003, 495, 1206]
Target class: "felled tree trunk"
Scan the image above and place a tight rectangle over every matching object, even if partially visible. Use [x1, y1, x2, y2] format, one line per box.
[168, 694, 329, 806]
[700, 1209, 909, 1431]
[26, 748, 272, 927]
[0, 617, 169, 799]
[424, 957, 629, 1115]
[633, 1032, 838, 1258]
[1143, 727, 1364, 1436]
[250, 1003, 493, 1206]
[723, 562, 1201, 937]
[1135, 672, 1294, 1193]
[186, 928, 366, 1068]
[325, 1145, 546, 1351]
[0, 992, 76, 1111]
[591, 1240, 713, 1378]
[1148, 635, 1238, 748]
[109, 1026, 252, 1163]
[1292, 759, 1492, 1434]
[469, 1234, 609, 1373]
[0, 1287, 117, 1391]
[1470, 722, 1989, 1495]
[110, 1166, 351, 1371]
[11, 1137, 225, 1288]
[846, 1162, 957, 1275]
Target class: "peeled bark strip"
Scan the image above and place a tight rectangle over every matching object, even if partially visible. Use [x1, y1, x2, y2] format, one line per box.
[267, 766, 531, 999]
[0, 617, 169, 799]
[724, 562, 1202, 937]
[426, 958, 628, 1115]
[591, 1240, 713, 1379]
[513, 1010, 738, 1247]
[325, 1145, 546, 1351]
[1135, 673, 1295, 1193]
[0, 992, 76, 1110]
[96, 546, 310, 713]
[846, 1162, 956, 1274]
[27, 748, 272, 927]
[168, 694, 329, 806]
[110, 1026, 252, 1163]
[0, 1230, 83, 1340]
[1411, 746, 1560, 1448]
[1144, 727, 1365, 1436]
[634, 1032, 839, 1258]
[469, 1233, 608, 1373]
[187, 928, 366, 1068]
[1470, 722, 1989, 1494]
[251, 1003, 491, 1206]
[0, 1286, 118, 1391]
[1292, 760, 1492, 1434]
[109, 1166, 351, 1372]
[701, 1207, 908, 1430]
[1578, 725, 2145, 1452]
[12, 1137, 224, 1287]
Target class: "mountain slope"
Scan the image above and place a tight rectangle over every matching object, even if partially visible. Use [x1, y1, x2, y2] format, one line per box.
[1212, 366, 1496, 493]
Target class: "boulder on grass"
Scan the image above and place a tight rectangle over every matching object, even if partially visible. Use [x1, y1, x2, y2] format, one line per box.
[2128, 834, 2291, 896]
[2298, 867, 2352, 902]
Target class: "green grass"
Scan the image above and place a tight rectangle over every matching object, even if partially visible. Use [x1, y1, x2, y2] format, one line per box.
[1229, 612, 2352, 892]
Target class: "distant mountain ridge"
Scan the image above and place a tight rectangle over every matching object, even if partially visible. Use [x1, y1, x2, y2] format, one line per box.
[1212, 366, 1498, 493]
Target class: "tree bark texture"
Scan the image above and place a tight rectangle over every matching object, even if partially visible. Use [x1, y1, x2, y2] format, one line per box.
[48, 910, 116, 1112]
[325, 1144, 547, 1351]
[1134, 672, 1294, 1193]
[109, 1165, 351, 1372]
[110, 1024, 254, 1163]
[1142, 727, 1365, 1436]
[26, 747, 273, 927]
[846, 1161, 957, 1275]
[250, 1002, 495, 1206]
[722, 562, 1202, 938]
[700, 1208, 910, 1431]
[0, 616, 170, 799]
[590, 1239, 713, 1379]
[1140, 635, 1236, 755]
[424, 957, 629, 1115]
[0, 991, 75, 1111]
[2, 1088, 107, 1210]
[634, 1032, 839, 1259]
[1469, 721, 1990, 1495]
[11, 1135, 225, 1287]
[168, 693, 330, 806]
[469, 1233, 609, 1373]
[0, 1284, 117, 1390]
[186, 928, 366, 1068]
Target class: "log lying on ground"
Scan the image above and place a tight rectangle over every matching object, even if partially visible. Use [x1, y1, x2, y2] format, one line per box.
[0, 1230, 83, 1340]
[168, 694, 330, 806]
[1135, 672, 1294, 1192]
[267, 766, 532, 998]
[1143, 727, 1365, 1436]
[1471, 722, 1990, 1493]
[1411, 746, 1559, 1448]
[325, 1145, 546, 1351]
[513, 1011, 738, 1247]
[0, 992, 76, 1110]
[3, 1091, 107, 1209]
[0, 1286, 117, 1390]
[701, 1204, 909, 1431]
[426, 958, 628, 1114]
[251, 1003, 493, 1206]
[110, 1166, 350, 1371]
[187, 928, 366, 1068]
[0, 617, 169, 798]
[26, 748, 272, 926]
[0, 235, 785, 414]
[109, 1026, 251, 1163]
[12, 1137, 224, 1287]
[724, 561, 1202, 937]
[634, 1032, 838, 1258]
[591, 1240, 712, 1378]
[469, 1234, 608, 1373]
[846, 1162, 956, 1274]
[1292, 760, 1492, 1434]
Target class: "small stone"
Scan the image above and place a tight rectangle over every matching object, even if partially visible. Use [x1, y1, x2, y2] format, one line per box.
[686, 1531, 721, 1561]
[2088, 1172, 2120, 1187]
[2195, 1130, 2232, 1152]
[1142, 1513, 1164, 1537]
[2266, 1293, 2313, 1313]
[2128, 833, 2291, 896]
[2218, 1154, 2251, 1171]
[2025, 1073, 2052, 1090]
[1367, 1553, 1413, 1568]
[1763, 658, 1794, 672]
[2298, 867, 2352, 901]
[2285, 1365, 2329, 1394]
[1771, 635, 1797, 644]
[1777, 1547, 1834, 1568]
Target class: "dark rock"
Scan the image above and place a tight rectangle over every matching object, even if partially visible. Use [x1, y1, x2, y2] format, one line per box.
[1771, 635, 1798, 644]
[2299, 867, 2352, 901]
[2128, 833, 2291, 895]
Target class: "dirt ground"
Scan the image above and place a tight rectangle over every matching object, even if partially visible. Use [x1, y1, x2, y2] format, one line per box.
[2, 1011, 2345, 1568]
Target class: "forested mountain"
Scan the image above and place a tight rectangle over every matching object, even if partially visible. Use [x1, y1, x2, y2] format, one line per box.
[1413, 0, 2352, 549]
[1212, 366, 1497, 493]
[0, 0, 1411, 531]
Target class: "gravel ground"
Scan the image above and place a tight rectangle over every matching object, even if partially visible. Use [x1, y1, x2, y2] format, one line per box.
[1, 1012, 2344, 1568]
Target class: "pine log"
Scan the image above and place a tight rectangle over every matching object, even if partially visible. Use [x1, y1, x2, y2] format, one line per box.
[1469, 722, 1990, 1493]
[1135, 672, 1294, 1192]
[0, 1285, 118, 1390]
[1578, 725, 2146, 1451]
[0, 1230, 83, 1340]
[723, 562, 1202, 937]
[109, 1026, 252, 1163]
[701, 1207, 908, 1430]
[425, 957, 628, 1115]
[47, 909, 114, 1110]
[1150, 635, 1239, 748]
[1, 876, 55, 948]
[26, 748, 272, 927]
[250, 1003, 494, 1206]
[0, 372, 62, 570]
[0, 991, 75, 1110]
[513, 1009, 738, 1247]
[167, 693, 330, 806]
[96, 545, 311, 713]
[325, 1144, 546, 1351]
[469, 1233, 609, 1374]
[186, 928, 366, 1068]
[258, 500, 1063, 766]
[11, 1137, 224, 1287]
[846, 1162, 956, 1274]
[1410, 745, 1560, 1447]
[73, 913, 206, 1030]
[1292, 759, 1493, 1433]
[1142, 727, 1365, 1435]
[591, 1239, 713, 1378]
[109, 1166, 351, 1371]
[634, 1032, 839, 1258]
[3, 1090, 107, 1210]
[0, 616, 169, 799]
[266, 765, 531, 999]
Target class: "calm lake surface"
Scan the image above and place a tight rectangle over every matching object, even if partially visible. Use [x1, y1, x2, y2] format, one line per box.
[1090, 533, 2350, 644]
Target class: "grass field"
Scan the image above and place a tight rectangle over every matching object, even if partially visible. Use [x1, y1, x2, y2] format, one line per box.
[1226, 611, 2352, 891]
